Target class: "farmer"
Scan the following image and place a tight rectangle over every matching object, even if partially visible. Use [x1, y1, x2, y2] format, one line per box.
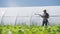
[35, 9, 49, 26]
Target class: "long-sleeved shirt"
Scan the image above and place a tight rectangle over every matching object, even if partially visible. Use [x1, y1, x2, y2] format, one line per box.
[41, 13, 49, 21]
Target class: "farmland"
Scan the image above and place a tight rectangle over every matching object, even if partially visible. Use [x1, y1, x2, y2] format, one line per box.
[0, 25, 60, 34]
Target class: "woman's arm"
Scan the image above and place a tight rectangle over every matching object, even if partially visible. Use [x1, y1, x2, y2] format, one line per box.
[35, 13, 44, 18]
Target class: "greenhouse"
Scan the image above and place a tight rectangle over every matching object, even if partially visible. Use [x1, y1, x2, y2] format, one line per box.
[0, 6, 60, 26]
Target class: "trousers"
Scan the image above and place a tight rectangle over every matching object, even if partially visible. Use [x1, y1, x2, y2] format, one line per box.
[42, 20, 48, 26]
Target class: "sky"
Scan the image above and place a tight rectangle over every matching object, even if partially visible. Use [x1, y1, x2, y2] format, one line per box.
[0, 0, 60, 7]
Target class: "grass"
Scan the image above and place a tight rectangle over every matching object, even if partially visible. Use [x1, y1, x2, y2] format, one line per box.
[0, 25, 60, 34]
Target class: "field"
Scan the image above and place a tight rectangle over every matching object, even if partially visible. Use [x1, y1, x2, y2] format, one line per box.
[0, 25, 60, 34]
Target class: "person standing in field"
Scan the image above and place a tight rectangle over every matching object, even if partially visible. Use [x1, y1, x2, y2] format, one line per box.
[35, 9, 49, 26]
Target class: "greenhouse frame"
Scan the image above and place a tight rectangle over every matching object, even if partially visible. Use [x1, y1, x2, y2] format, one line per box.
[0, 6, 60, 26]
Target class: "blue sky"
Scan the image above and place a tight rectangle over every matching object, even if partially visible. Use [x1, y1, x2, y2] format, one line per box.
[0, 0, 60, 7]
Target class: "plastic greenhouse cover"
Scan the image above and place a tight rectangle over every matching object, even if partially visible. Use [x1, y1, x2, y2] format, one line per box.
[0, 6, 60, 25]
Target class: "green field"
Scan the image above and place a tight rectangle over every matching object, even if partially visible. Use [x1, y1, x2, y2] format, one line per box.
[0, 25, 60, 34]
